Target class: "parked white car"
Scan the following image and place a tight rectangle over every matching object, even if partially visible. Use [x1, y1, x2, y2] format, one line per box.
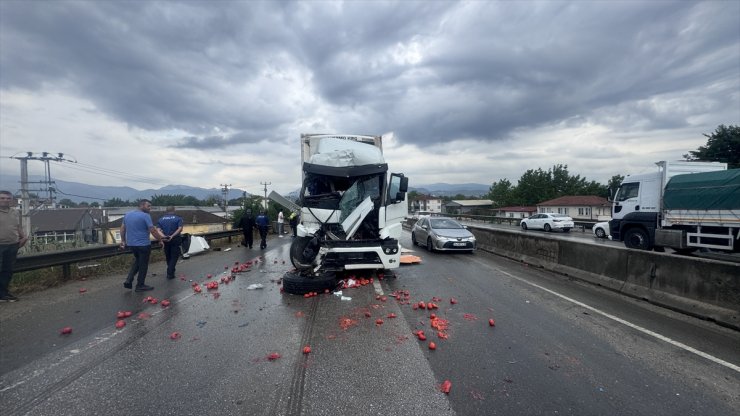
[520, 213, 574, 232]
[592, 221, 611, 239]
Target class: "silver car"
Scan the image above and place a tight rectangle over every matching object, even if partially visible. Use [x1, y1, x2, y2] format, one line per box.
[520, 213, 574, 232]
[411, 216, 476, 252]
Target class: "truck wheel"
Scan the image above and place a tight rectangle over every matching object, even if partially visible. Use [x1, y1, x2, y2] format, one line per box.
[411, 232, 418, 246]
[544, 224, 552, 232]
[282, 270, 337, 295]
[290, 237, 315, 271]
[624, 228, 651, 250]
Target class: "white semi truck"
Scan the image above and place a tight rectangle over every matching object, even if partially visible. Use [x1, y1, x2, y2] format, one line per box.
[282, 133, 408, 294]
[609, 160, 740, 253]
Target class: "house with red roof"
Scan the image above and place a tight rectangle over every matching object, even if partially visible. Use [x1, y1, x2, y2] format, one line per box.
[536, 196, 611, 221]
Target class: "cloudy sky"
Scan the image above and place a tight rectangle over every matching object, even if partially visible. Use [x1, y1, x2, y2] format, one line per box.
[1, 0, 738, 196]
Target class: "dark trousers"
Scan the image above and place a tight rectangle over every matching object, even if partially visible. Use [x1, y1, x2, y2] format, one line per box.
[242, 230, 253, 248]
[163, 240, 181, 278]
[125, 245, 152, 286]
[258, 226, 268, 249]
[0, 243, 19, 296]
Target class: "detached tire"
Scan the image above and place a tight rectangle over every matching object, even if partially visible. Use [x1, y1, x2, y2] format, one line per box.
[282, 270, 337, 295]
[290, 237, 315, 271]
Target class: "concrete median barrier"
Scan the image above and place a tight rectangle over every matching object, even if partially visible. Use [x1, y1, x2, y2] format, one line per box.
[470, 226, 740, 330]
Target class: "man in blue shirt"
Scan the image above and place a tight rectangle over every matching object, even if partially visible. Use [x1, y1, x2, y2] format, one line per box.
[255, 210, 269, 249]
[120, 199, 165, 291]
[157, 206, 184, 280]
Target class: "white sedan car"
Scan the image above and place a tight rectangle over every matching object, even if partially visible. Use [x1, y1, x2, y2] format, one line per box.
[592, 221, 611, 239]
[520, 213, 574, 232]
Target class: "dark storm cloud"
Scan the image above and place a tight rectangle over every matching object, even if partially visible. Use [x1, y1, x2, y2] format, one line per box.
[1, 1, 737, 149]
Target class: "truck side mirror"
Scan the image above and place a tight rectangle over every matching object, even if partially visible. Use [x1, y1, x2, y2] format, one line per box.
[399, 176, 408, 193]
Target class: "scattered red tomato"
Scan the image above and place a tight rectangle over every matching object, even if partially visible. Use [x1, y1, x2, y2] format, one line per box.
[161, 300, 171, 307]
[115, 320, 126, 329]
[375, 318, 384, 325]
[429, 342, 437, 350]
[488, 319, 495, 327]
[440, 380, 452, 394]
[60, 326, 73, 335]
[170, 332, 181, 340]
[78, 288, 87, 293]
[302, 346, 311, 354]
[116, 311, 126, 319]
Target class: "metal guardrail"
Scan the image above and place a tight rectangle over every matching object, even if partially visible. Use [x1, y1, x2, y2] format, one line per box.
[15, 229, 243, 276]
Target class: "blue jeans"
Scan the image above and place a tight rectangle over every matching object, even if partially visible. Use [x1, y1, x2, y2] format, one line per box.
[125, 245, 151, 287]
[0, 243, 19, 296]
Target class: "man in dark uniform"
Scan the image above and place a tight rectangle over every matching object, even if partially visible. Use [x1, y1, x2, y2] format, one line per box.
[157, 206, 184, 280]
[239, 209, 255, 249]
[255, 210, 269, 249]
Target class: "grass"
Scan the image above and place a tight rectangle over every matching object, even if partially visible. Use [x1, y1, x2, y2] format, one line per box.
[9, 237, 237, 294]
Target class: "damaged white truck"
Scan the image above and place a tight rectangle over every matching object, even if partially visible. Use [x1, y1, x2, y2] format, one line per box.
[280, 133, 409, 294]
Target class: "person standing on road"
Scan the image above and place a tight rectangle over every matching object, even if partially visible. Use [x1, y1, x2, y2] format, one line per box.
[0, 191, 28, 302]
[120, 199, 165, 291]
[157, 206, 183, 280]
[277, 209, 285, 237]
[255, 210, 269, 249]
[289, 210, 299, 238]
[239, 209, 255, 249]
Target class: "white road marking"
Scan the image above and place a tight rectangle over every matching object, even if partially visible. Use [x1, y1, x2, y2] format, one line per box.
[0, 290, 200, 393]
[486, 262, 740, 374]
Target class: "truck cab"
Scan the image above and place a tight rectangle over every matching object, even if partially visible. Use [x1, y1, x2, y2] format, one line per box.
[289, 134, 408, 276]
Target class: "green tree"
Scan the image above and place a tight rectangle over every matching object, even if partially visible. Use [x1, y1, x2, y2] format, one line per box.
[104, 197, 131, 207]
[58, 198, 78, 208]
[685, 124, 740, 169]
[515, 168, 554, 205]
[607, 175, 625, 199]
[488, 179, 516, 207]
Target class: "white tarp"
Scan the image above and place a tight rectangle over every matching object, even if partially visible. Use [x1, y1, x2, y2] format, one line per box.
[182, 235, 209, 258]
[309, 137, 385, 167]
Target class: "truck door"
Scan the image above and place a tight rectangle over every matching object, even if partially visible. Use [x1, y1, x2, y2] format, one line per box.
[612, 182, 640, 220]
[385, 173, 408, 226]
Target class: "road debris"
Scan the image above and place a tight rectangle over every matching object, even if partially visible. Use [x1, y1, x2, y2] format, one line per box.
[60, 327, 73, 335]
[247, 284, 264, 290]
[440, 380, 452, 394]
[170, 332, 181, 340]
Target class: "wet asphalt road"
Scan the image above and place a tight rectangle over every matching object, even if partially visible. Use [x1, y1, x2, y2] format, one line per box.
[1, 232, 738, 415]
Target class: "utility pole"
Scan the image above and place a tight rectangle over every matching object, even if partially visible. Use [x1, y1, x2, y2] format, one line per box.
[260, 181, 271, 211]
[220, 184, 231, 230]
[11, 151, 69, 240]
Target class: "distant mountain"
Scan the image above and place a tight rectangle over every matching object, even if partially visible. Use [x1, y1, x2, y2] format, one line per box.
[0, 175, 248, 203]
[410, 182, 489, 197]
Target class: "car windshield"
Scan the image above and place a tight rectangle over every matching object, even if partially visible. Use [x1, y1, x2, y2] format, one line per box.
[430, 218, 463, 229]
